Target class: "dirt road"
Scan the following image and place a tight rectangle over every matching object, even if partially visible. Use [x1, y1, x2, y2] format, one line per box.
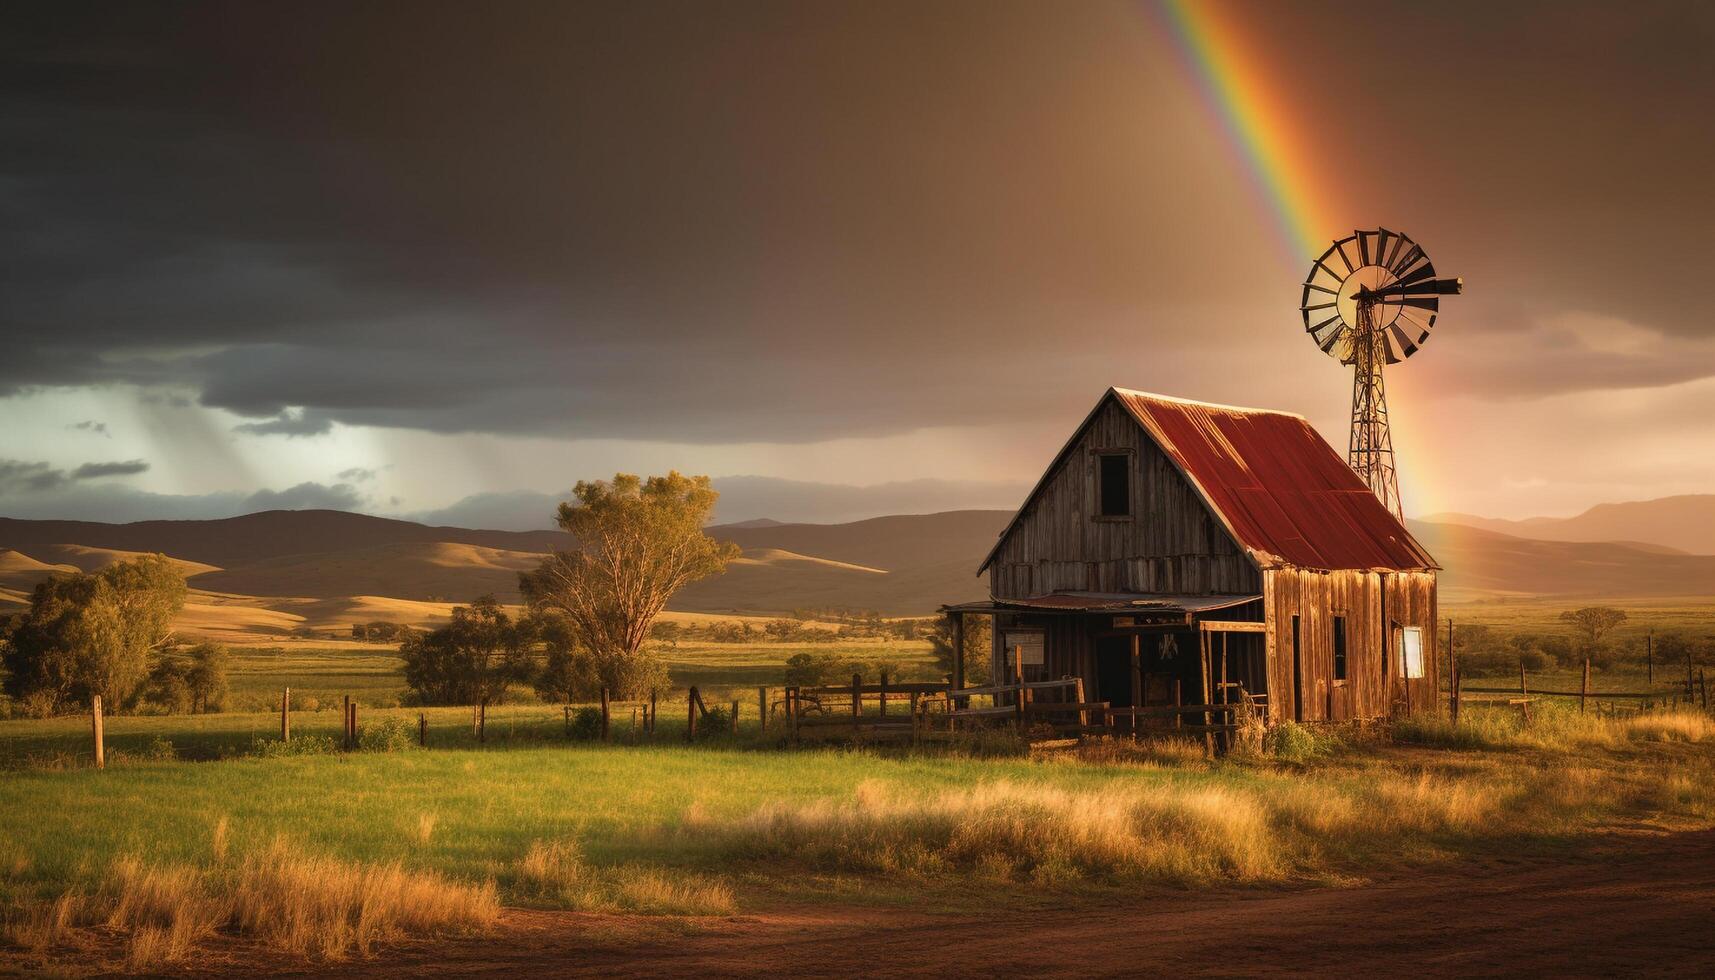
[297, 829, 1714, 979]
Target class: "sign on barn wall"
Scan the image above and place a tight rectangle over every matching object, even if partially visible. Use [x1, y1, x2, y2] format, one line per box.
[1002, 630, 1044, 666]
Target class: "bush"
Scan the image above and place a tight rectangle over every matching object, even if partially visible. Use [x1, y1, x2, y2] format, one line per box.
[698, 705, 732, 737]
[1263, 721, 1330, 762]
[567, 707, 603, 741]
[358, 716, 418, 753]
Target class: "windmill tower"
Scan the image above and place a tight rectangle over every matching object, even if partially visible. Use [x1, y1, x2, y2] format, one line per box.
[1300, 229, 1461, 519]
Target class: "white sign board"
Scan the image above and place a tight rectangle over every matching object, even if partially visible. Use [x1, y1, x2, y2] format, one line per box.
[1003, 631, 1045, 667]
[1400, 626, 1425, 679]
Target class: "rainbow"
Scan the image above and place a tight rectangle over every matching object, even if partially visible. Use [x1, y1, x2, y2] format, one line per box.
[1157, 0, 1335, 264]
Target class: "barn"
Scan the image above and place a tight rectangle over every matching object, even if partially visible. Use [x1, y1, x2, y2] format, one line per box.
[944, 387, 1440, 724]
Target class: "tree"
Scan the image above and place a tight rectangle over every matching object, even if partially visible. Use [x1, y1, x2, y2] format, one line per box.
[521, 472, 737, 686]
[399, 596, 533, 705]
[928, 614, 992, 686]
[1559, 606, 1628, 647]
[2, 554, 186, 711]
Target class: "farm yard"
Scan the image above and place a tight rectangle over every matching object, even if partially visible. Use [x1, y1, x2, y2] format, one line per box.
[3, 625, 1715, 974]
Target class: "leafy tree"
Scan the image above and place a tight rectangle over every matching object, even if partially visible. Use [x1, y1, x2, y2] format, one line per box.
[1559, 606, 1628, 647]
[928, 614, 992, 686]
[2, 554, 186, 711]
[521, 472, 737, 683]
[399, 595, 532, 705]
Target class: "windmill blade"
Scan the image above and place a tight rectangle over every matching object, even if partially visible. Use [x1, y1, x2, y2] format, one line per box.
[1390, 261, 1439, 288]
[1306, 313, 1342, 334]
[1388, 243, 1424, 275]
[1357, 230, 1372, 266]
[1375, 276, 1461, 297]
[1393, 296, 1442, 312]
[1388, 323, 1421, 358]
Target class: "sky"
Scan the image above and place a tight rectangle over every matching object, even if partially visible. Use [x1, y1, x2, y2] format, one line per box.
[2, 0, 1711, 529]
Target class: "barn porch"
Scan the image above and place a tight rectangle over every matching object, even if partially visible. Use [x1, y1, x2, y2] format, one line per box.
[942, 593, 1270, 728]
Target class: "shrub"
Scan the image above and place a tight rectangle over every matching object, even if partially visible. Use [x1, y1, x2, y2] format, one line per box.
[567, 707, 603, 741]
[1263, 721, 1326, 762]
[358, 717, 418, 753]
[698, 705, 732, 737]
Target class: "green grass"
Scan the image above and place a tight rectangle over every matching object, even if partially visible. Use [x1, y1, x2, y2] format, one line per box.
[219, 638, 940, 710]
[1441, 595, 1715, 643]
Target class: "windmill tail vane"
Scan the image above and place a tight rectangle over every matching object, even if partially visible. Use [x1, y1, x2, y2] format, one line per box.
[1299, 228, 1462, 520]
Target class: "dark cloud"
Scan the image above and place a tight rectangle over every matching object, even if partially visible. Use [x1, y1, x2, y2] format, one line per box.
[337, 467, 378, 482]
[1, 2, 1712, 443]
[70, 459, 149, 479]
[68, 420, 108, 436]
[231, 409, 334, 438]
[0, 457, 149, 492]
[0, 460, 69, 493]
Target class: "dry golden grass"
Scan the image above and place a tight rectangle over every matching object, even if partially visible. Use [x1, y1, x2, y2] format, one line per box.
[4, 840, 498, 969]
[513, 839, 734, 916]
[684, 761, 1662, 886]
[1624, 712, 1713, 743]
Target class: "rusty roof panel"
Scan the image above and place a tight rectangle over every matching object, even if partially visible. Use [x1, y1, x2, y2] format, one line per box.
[1110, 388, 1437, 572]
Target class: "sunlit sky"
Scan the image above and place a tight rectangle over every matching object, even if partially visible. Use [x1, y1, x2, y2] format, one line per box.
[3, 1, 1711, 528]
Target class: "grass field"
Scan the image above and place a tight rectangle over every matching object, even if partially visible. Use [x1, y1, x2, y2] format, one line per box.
[4, 629, 1715, 971]
[1441, 594, 1715, 643]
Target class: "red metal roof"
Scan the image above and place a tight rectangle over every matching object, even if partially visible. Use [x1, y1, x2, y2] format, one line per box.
[979, 388, 1437, 574]
[1111, 389, 1436, 571]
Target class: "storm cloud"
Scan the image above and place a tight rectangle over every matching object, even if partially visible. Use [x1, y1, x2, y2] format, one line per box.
[3, 1, 1711, 447]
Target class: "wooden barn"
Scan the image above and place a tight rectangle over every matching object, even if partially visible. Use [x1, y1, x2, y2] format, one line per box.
[945, 387, 1440, 724]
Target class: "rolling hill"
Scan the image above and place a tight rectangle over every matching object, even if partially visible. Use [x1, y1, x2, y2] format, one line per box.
[1423, 494, 1715, 555]
[1, 507, 1711, 638]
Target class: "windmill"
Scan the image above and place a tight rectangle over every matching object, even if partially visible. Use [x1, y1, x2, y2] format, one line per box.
[1300, 229, 1461, 520]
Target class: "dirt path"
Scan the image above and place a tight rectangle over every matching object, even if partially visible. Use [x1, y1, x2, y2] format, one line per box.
[268, 829, 1713, 979]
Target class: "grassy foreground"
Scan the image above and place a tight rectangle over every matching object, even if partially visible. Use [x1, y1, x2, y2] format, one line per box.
[2, 702, 1713, 971]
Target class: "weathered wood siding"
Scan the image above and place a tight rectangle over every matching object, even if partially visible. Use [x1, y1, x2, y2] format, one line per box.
[987, 399, 1260, 600]
[1263, 568, 1439, 722]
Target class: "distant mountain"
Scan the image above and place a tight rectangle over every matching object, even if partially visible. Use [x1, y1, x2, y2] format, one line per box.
[1422, 495, 1715, 556]
[410, 476, 1030, 530]
[4, 509, 1711, 630]
[0, 511, 566, 567]
[1408, 520, 1715, 598]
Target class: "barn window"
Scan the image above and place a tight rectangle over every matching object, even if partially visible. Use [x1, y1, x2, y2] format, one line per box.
[1332, 616, 1347, 681]
[1399, 626, 1425, 679]
[1097, 453, 1130, 517]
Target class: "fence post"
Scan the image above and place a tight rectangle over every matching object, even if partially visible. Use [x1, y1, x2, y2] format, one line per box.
[281, 686, 291, 743]
[687, 686, 699, 742]
[1519, 664, 1528, 698]
[564, 705, 571, 735]
[649, 689, 658, 734]
[477, 700, 485, 743]
[1451, 662, 1461, 723]
[730, 699, 740, 735]
[758, 686, 768, 731]
[1689, 647, 1697, 697]
[851, 672, 862, 733]
[344, 695, 353, 750]
[1646, 629, 1653, 684]
[91, 694, 105, 770]
[879, 671, 888, 717]
[910, 691, 921, 745]
[1702, 669, 1710, 712]
[1446, 618, 1455, 717]
[1072, 675, 1088, 729]
[351, 700, 359, 747]
[787, 686, 799, 742]
[1172, 679, 1183, 735]
[419, 712, 427, 747]
[600, 688, 610, 742]
[1581, 659, 1591, 713]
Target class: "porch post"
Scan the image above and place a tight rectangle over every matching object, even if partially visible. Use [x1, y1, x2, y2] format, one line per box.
[949, 611, 964, 691]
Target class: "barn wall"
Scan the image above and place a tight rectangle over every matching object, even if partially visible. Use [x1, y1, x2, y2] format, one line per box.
[1263, 568, 1439, 722]
[988, 398, 1261, 599]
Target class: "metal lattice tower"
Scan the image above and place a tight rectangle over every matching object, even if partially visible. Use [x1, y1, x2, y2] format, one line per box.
[1348, 298, 1402, 520]
[1299, 229, 1461, 522]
